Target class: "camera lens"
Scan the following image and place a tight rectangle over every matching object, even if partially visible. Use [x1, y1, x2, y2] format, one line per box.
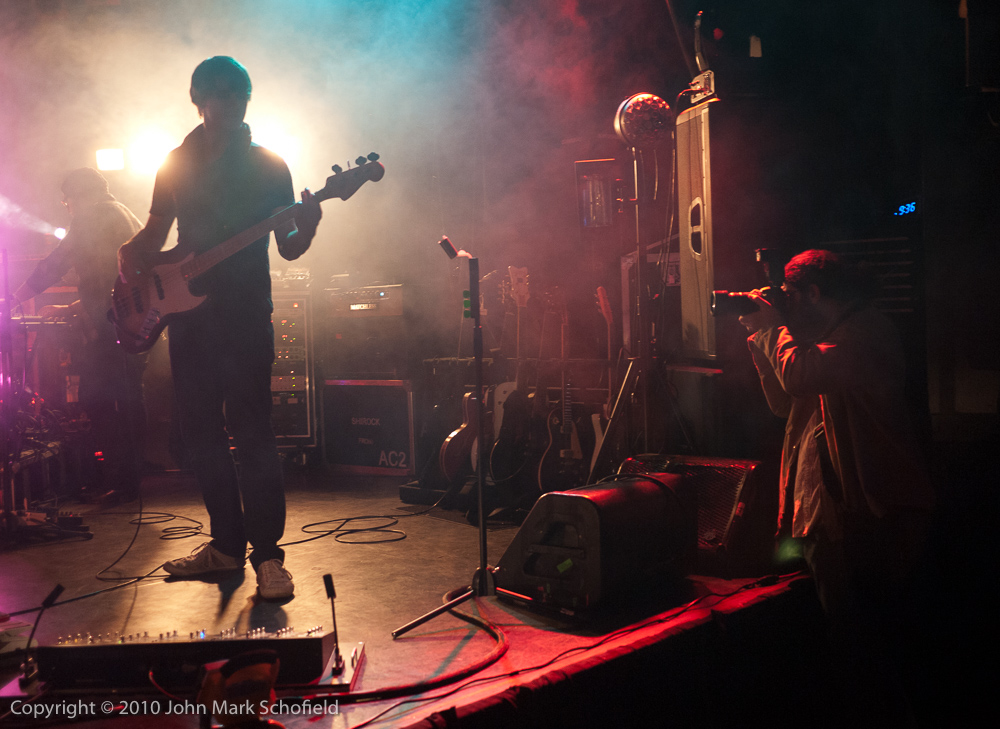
[710, 291, 759, 317]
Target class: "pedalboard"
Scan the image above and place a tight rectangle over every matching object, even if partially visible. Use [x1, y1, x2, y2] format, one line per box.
[35, 627, 364, 693]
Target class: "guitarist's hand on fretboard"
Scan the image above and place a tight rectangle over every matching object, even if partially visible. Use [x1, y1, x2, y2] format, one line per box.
[276, 188, 323, 261]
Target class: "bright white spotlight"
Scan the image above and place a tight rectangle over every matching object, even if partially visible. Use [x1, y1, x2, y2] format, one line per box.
[129, 130, 176, 175]
[54, 227, 67, 240]
[250, 119, 300, 167]
[96, 148, 125, 171]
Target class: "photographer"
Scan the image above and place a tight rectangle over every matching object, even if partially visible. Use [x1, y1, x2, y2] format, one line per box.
[740, 249, 934, 724]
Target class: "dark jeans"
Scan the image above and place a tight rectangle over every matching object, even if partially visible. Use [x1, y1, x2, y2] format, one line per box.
[803, 510, 931, 727]
[169, 312, 284, 571]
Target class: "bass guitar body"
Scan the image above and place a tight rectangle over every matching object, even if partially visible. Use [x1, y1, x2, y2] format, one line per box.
[110, 246, 204, 354]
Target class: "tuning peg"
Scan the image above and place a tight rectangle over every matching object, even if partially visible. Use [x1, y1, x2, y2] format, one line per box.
[367, 152, 380, 162]
[331, 164, 343, 174]
[355, 156, 368, 166]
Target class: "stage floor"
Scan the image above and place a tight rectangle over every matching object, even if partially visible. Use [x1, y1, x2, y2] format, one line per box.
[0, 467, 971, 728]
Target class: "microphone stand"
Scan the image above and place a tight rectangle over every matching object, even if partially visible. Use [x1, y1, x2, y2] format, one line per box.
[392, 239, 493, 639]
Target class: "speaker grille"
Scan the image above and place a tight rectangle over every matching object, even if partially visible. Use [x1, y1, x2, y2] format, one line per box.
[618, 454, 766, 575]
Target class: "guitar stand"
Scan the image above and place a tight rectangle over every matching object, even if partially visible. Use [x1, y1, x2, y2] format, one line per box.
[588, 354, 695, 483]
[392, 242, 494, 639]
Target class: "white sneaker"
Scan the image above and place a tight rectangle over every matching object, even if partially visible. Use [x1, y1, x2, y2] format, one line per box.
[163, 543, 244, 577]
[256, 559, 294, 600]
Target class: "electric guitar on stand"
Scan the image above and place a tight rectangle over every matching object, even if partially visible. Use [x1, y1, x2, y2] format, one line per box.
[537, 290, 586, 491]
[489, 266, 533, 484]
[109, 155, 385, 354]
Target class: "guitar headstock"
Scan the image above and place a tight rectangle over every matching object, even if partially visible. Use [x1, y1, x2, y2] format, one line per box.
[507, 266, 530, 309]
[546, 286, 569, 327]
[596, 286, 613, 326]
[315, 153, 385, 203]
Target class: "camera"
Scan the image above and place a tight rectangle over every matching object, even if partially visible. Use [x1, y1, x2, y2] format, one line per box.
[710, 285, 786, 317]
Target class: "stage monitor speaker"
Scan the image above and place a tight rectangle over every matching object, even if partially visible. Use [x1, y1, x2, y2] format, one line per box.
[618, 455, 773, 577]
[495, 475, 697, 614]
[676, 99, 718, 360]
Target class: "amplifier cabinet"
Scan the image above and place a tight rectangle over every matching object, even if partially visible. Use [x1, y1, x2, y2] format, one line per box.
[319, 285, 409, 379]
[323, 379, 415, 475]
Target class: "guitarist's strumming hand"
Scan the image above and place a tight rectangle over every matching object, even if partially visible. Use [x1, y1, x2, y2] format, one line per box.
[117, 241, 146, 285]
[118, 213, 172, 285]
[276, 188, 322, 261]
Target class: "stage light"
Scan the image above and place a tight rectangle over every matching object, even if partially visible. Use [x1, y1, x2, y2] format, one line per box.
[128, 130, 176, 176]
[614, 93, 673, 148]
[95, 149, 124, 171]
[54, 228, 67, 240]
[250, 119, 300, 167]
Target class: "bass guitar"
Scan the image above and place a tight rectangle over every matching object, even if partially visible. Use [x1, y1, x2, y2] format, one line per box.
[109, 155, 385, 353]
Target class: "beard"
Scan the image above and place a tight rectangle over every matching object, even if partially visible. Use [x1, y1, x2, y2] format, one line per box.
[785, 301, 829, 341]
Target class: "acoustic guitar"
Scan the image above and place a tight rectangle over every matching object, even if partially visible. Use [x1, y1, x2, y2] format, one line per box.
[438, 388, 493, 486]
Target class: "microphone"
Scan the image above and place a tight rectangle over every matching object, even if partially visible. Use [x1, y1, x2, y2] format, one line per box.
[439, 236, 458, 259]
[323, 574, 341, 668]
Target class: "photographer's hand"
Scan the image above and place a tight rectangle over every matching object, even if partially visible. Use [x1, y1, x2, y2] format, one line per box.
[739, 289, 785, 333]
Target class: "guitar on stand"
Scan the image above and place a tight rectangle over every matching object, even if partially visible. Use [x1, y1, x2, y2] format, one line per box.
[109, 155, 385, 354]
[491, 267, 528, 437]
[489, 266, 533, 486]
[537, 291, 586, 492]
[438, 389, 492, 487]
[436, 267, 507, 487]
[589, 285, 615, 479]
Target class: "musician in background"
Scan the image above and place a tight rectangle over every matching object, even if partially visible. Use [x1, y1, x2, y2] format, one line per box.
[117, 56, 321, 600]
[13, 167, 145, 503]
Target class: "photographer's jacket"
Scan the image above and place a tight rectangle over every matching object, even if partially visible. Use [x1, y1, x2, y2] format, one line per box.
[748, 304, 935, 540]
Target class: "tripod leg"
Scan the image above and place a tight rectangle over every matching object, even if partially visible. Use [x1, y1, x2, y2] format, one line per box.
[392, 587, 475, 639]
[588, 359, 639, 483]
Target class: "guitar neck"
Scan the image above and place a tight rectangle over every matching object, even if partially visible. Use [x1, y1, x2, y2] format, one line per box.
[183, 203, 301, 280]
[178, 157, 384, 281]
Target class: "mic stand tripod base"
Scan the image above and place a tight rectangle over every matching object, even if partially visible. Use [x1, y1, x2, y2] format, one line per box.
[391, 567, 495, 640]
